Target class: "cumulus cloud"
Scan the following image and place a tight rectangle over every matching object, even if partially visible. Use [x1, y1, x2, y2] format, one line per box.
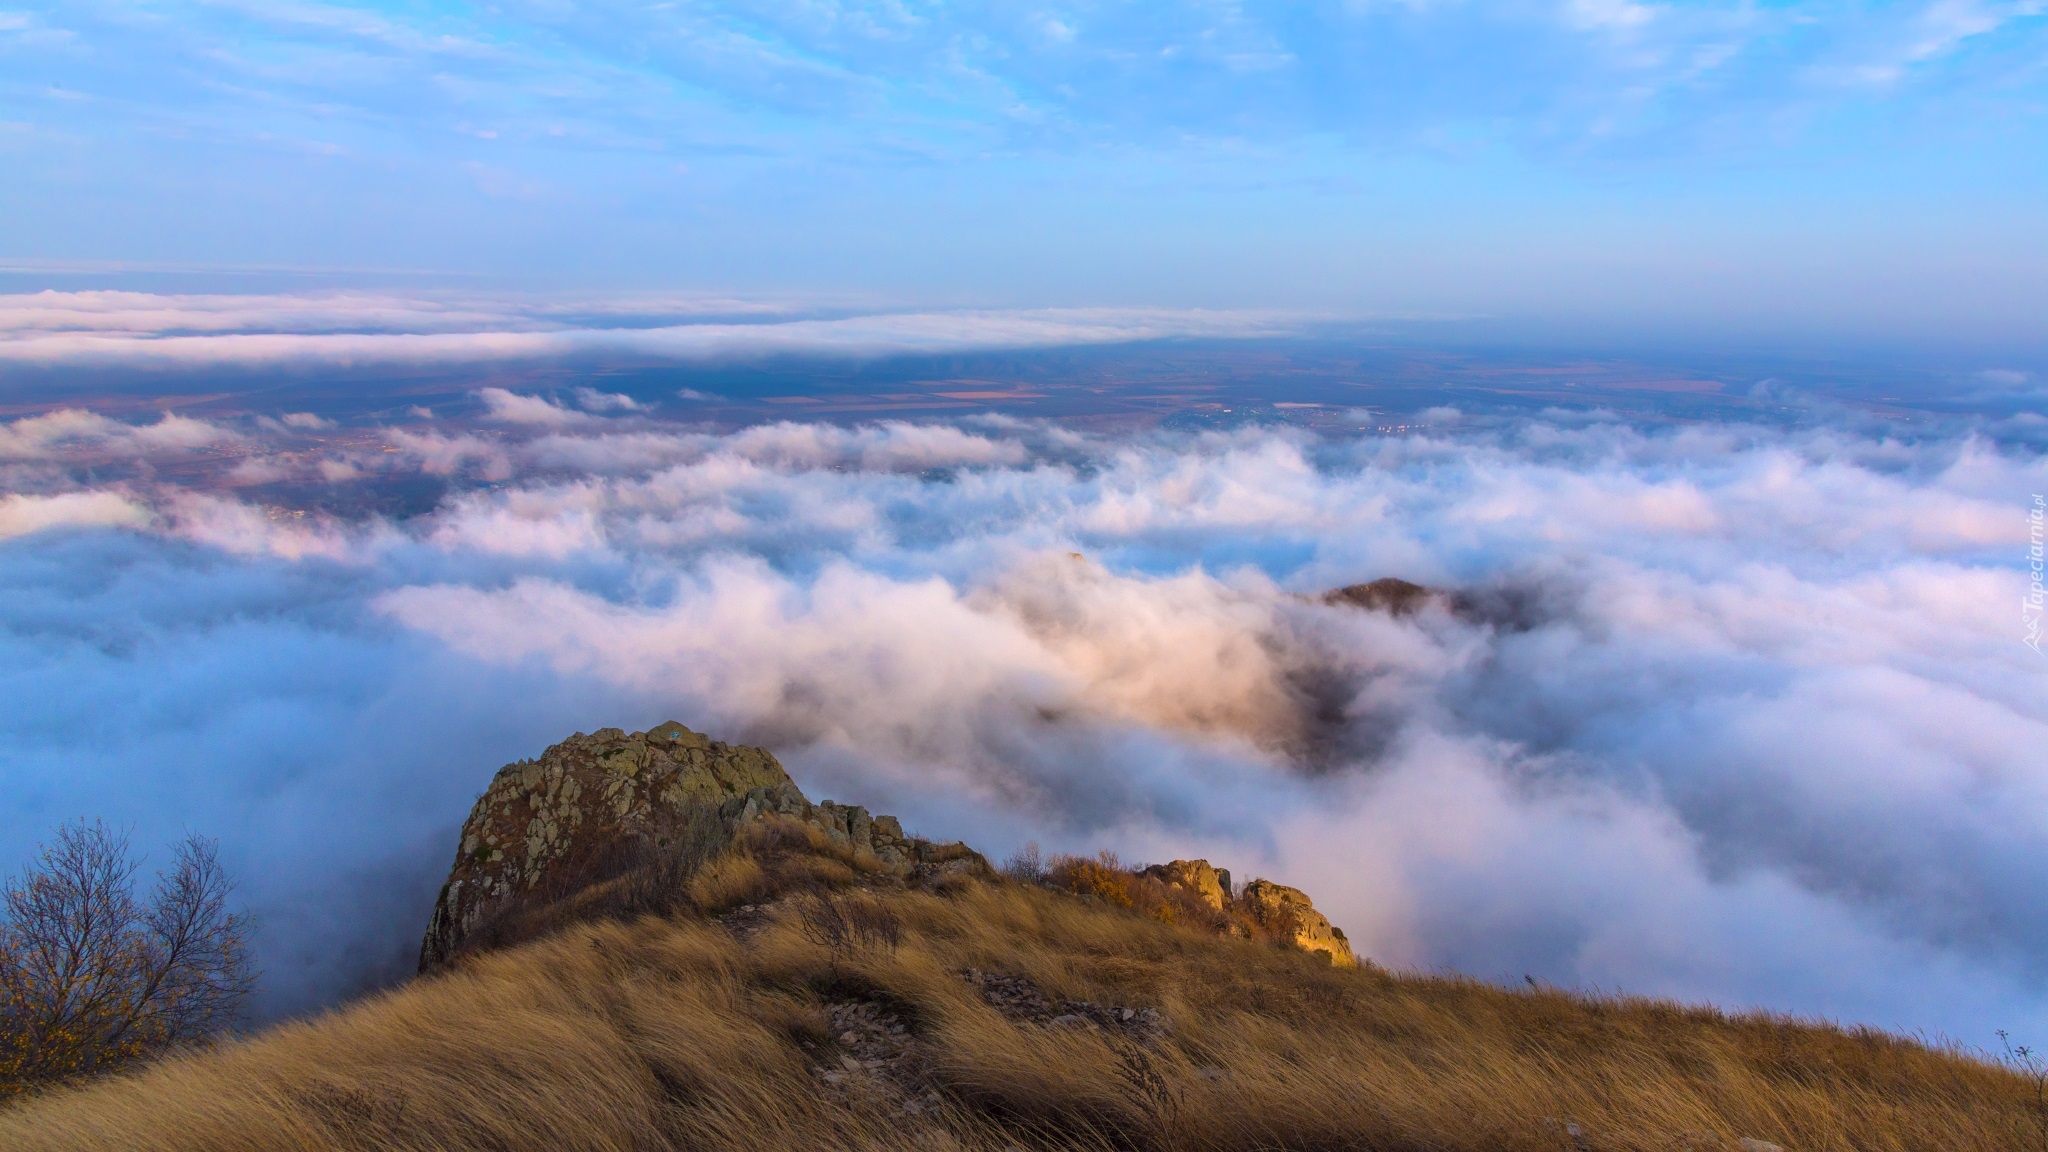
[2, 408, 2044, 1045]
[573, 388, 643, 412]
[386, 429, 513, 479]
[163, 495, 366, 560]
[0, 291, 1308, 368]
[477, 387, 597, 427]
[0, 491, 153, 538]
[0, 408, 239, 460]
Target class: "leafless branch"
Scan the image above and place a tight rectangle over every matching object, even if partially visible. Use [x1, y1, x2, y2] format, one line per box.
[1, 822, 255, 1097]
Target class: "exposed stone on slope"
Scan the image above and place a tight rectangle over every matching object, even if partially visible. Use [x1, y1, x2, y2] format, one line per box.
[962, 969, 1167, 1042]
[1139, 859, 1232, 911]
[1242, 879, 1358, 967]
[420, 721, 982, 969]
[812, 999, 926, 1108]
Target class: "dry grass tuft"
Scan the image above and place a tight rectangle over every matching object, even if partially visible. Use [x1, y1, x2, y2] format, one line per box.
[1, 828, 2037, 1152]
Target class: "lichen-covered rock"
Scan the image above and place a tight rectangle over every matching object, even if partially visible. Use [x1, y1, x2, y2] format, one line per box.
[419, 722, 789, 968]
[1241, 879, 1357, 967]
[1140, 859, 1232, 911]
[421, 721, 986, 969]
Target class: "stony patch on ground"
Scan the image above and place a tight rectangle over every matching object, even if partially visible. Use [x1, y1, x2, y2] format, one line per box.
[792, 970, 1172, 1120]
[961, 968, 1166, 1043]
[806, 1000, 945, 1117]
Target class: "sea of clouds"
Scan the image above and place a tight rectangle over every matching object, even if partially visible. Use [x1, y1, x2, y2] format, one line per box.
[3, 397, 2045, 1048]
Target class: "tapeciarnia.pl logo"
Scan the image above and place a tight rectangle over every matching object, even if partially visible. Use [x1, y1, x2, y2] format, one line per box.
[2027, 494, 2045, 655]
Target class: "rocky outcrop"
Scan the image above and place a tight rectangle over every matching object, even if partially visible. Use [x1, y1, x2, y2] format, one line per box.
[1138, 859, 1358, 966]
[1242, 879, 1357, 967]
[721, 780, 986, 882]
[421, 721, 1354, 973]
[420, 722, 981, 969]
[1140, 859, 1232, 911]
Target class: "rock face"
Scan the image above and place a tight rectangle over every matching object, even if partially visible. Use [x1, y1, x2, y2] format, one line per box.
[420, 722, 980, 969]
[1139, 859, 1232, 911]
[1242, 879, 1357, 967]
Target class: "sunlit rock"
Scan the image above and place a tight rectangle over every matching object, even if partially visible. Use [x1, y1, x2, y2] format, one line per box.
[1242, 878, 1358, 967]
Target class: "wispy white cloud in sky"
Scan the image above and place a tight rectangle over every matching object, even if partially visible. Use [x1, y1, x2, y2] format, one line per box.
[0, 289, 806, 334]
[1812, 0, 2042, 86]
[21, 0, 2040, 159]
[3, 5, 2044, 337]
[0, 291, 1311, 366]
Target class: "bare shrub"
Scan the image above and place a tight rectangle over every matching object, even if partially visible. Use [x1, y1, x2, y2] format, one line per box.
[795, 894, 902, 971]
[0, 821, 254, 1098]
[1003, 842, 1045, 884]
[621, 803, 732, 915]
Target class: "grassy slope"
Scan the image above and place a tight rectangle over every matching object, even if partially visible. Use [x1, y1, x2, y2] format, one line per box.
[0, 823, 2035, 1152]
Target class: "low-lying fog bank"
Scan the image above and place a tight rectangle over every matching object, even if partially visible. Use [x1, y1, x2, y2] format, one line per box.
[2, 405, 2042, 1048]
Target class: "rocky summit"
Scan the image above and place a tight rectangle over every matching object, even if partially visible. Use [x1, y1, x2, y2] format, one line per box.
[420, 721, 982, 968]
[420, 719, 1356, 973]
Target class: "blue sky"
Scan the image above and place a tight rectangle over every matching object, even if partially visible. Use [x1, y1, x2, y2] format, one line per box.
[2, 0, 2046, 339]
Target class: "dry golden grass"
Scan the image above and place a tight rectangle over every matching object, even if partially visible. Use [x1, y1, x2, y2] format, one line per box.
[0, 824, 2038, 1152]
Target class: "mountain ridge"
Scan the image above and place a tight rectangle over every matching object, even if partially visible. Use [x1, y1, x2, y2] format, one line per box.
[0, 721, 2035, 1151]
[422, 721, 1357, 971]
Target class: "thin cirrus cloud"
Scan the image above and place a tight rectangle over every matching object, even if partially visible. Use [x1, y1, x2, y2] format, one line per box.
[0, 291, 1309, 366]
[6, 5, 2046, 336]
[15, 0, 2042, 155]
[0, 403, 2042, 1039]
[0, 289, 808, 333]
